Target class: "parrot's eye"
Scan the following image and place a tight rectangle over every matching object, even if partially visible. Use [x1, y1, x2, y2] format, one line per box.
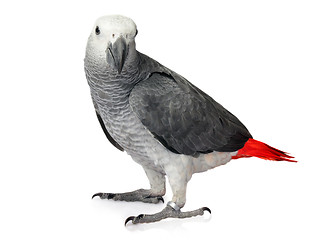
[95, 26, 100, 35]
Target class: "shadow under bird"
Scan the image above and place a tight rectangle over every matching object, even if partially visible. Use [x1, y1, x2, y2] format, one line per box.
[84, 15, 296, 225]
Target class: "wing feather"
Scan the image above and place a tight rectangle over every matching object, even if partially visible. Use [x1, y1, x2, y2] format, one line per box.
[129, 70, 251, 156]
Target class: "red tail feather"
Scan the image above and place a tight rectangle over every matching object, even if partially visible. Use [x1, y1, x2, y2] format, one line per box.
[232, 138, 296, 162]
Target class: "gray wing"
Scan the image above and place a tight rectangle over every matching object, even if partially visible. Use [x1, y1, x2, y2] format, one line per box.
[129, 71, 252, 156]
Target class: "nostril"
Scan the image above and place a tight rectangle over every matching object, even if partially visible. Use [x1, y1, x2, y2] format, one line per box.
[112, 33, 115, 38]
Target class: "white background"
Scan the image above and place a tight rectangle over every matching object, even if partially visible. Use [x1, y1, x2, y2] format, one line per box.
[1, 0, 323, 239]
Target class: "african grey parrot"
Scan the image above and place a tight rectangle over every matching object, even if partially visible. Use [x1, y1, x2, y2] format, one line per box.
[84, 15, 295, 225]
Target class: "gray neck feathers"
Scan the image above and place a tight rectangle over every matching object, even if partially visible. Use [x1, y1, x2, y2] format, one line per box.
[85, 50, 141, 98]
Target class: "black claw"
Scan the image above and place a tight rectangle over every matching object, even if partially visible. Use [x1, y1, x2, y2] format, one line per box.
[125, 214, 145, 226]
[92, 193, 103, 199]
[157, 196, 164, 203]
[92, 193, 116, 199]
[202, 207, 211, 214]
[125, 216, 135, 226]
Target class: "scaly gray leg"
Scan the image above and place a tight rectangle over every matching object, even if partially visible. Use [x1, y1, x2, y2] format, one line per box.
[125, 202, 211, 225]
[92, 188, 164, 204]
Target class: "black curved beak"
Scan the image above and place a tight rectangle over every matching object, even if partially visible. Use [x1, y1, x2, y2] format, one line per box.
[106, 37, 128, 74]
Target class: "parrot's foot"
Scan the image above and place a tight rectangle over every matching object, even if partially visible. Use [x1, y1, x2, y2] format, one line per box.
[92, 188, 164, 204]
[124, 202, 211, 225]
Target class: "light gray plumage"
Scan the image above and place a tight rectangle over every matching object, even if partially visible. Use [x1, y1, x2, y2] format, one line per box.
[85, 15, 251, 225]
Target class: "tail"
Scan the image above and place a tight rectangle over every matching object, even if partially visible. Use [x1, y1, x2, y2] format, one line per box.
[232, 138, 296, 162]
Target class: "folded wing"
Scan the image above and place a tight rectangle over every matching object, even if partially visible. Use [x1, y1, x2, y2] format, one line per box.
[129, 71, 252, 156]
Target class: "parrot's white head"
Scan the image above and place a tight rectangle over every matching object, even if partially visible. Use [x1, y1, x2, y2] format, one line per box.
[86, 15, 138, 73]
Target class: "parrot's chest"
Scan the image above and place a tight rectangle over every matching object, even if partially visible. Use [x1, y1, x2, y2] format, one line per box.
[90, 85, 162, 166]
[86, 72, 149, 155]
[98, 98, 146, 150]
